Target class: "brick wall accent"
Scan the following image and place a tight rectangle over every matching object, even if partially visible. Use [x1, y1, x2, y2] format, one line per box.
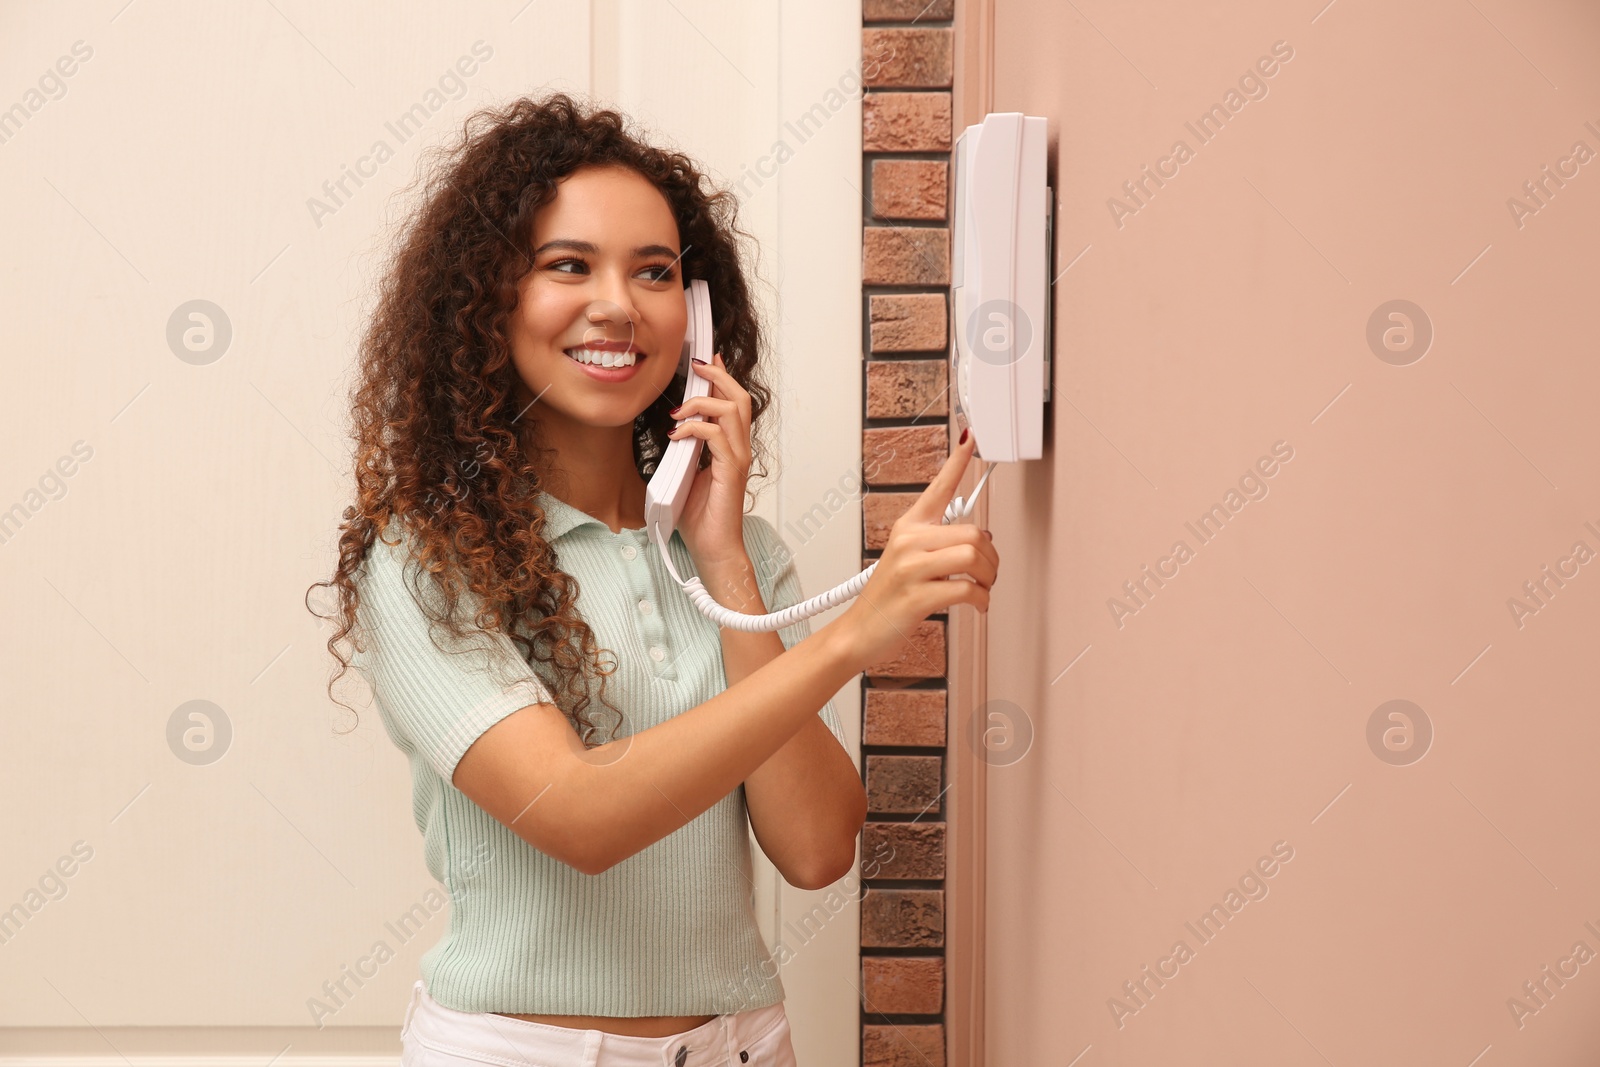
[859, 1, 954, 1063]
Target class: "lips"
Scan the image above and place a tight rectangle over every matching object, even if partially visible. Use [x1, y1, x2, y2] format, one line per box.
[563, 345, 646, 382]
[564, 346, 644, 368]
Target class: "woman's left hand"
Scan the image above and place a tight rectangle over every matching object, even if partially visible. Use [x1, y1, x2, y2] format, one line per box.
[665, 351, 752, 570]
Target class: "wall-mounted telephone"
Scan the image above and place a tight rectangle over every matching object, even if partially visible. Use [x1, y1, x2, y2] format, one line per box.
[952, 111, 1050, 462]
[649, 114, 1048, 630]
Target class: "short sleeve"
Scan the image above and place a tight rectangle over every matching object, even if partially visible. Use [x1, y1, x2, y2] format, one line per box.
[740, 514, 850, 748]
[349, 523, 556, 783]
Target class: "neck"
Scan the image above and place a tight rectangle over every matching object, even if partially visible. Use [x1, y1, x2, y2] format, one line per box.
[529, 412, 647, 534]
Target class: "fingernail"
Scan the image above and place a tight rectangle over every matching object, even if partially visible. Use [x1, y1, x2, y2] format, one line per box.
[959, 427, 969, 445]
[669, 406, 682, 416]
[692, 357, 709, 366]
[983, 529, 992, 540]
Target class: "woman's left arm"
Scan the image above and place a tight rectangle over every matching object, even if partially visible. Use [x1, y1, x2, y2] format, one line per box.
[665, 350, 866, 891]
[700, 555, 868, 891]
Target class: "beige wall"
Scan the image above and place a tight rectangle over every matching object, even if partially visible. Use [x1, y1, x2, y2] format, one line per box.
[965, 0, 1600, 1062]
[0, 2, 862, 1061]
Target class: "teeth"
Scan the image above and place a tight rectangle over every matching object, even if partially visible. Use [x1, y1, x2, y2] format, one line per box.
[566, 347, 637, 367]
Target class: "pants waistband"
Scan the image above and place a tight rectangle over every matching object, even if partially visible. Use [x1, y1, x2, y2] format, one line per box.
[401, 979, 786, 1067]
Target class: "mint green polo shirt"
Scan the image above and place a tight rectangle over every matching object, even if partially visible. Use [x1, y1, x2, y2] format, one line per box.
[350, 489, 847, 1016]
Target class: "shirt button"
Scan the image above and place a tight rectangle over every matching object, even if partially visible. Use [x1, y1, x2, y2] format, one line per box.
[649, 646, 665, 662]
[638, 599, 653, 616]
[621, 544, 637, 560]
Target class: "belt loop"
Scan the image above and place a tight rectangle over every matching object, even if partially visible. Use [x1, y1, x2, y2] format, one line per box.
[720, 1011, 736, 1065]
[581, 1028, 602, 1067]
[400, 979, 424, 1038]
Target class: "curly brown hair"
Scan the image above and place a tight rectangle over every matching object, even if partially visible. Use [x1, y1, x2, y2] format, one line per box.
[307, 91, 774, 746]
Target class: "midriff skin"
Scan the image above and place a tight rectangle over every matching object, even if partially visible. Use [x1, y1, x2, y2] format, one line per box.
[493, 1011, 716, 1037]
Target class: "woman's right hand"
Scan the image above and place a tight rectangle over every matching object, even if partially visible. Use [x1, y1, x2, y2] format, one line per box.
[833, 429, 999, 672]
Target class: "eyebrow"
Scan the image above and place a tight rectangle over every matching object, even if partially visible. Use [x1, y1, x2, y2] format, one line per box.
[532, 239, 680, 259]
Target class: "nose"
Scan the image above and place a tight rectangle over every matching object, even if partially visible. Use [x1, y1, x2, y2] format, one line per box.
[582, 295, 637, 348]
[585, 265, 640, 333]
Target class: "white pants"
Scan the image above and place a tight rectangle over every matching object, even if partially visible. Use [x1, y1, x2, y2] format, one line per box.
[400, 980, 799, 1067]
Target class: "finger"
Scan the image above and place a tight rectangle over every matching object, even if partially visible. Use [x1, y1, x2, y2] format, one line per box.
[903, 428, 978, 525]
[675, 354, 751, 470]
[688, 383, 742, 415]
[666, 418, 726, 456]
[669, 419, 747, 477]
[891, 520, 996, 559]
[697, 352, 752, 420]
[672, 389, 751, 470]
[690, 350, 725, 378]
[910, 540, 998, 589]
[917, 574, 991, 616]
[670, 395, 738, 421]
[925, 523, 1001, 574]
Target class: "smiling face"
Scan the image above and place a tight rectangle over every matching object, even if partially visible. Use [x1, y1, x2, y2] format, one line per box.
[509, 164, 689, 435]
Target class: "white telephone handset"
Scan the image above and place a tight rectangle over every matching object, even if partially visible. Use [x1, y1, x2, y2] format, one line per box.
[644, 278, 715, 547]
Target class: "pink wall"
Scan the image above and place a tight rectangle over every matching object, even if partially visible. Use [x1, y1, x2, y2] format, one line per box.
[971, 0, 1600, 1062]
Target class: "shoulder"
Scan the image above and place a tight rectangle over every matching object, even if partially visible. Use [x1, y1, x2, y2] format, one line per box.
[355, 518, 428, 600]
[349, 518, 535, 689]
[739, 512, 795, 568]
[352, 516, 467, 636]
[737, 512, 802, 602]
[739, 512, 779, 553]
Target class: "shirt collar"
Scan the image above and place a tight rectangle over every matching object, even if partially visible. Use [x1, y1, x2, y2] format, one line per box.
[534, 490, 647, 542]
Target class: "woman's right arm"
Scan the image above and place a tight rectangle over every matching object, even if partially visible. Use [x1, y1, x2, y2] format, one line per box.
[453, 608, 864, 875]
[451, 432, 996, 874]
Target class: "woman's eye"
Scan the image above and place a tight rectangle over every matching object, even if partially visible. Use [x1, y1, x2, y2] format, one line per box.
[545, 259, 674, 281]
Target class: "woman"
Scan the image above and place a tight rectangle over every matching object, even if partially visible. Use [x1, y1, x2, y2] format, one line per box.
[309, 92, 997, 1066]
